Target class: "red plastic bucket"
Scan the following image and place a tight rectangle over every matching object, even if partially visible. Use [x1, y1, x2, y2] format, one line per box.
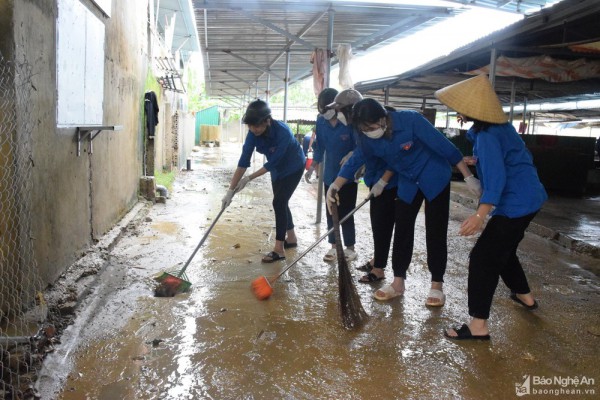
[305, 157, 313, 170]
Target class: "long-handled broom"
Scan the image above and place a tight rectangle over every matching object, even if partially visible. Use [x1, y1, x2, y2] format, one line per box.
[154, 205, 227, 297]
[251, 196, 371, 301]
[330, 200, 368, 330]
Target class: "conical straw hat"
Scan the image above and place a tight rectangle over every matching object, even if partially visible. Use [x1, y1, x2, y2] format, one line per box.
[435, 74, 508, 124]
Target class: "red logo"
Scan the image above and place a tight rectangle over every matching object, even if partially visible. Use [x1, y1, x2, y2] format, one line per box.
[401, 141, 413, 150]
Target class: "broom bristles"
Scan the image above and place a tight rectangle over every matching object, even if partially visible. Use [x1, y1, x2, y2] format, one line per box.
[251, 276, 273, 300]
[330, 201, 368, 330]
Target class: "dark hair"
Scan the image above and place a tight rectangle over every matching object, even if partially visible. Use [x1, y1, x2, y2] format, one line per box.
[317, 88, 338, 114]
[352, 98, 387, 127]
[461, 115, 492, 133]
[243, 100, 272, 125]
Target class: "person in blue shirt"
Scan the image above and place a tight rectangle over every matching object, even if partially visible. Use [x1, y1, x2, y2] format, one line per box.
[339, 147, 398, 283]
[435, 74, 547, 340]
[305, 88, 360, 262]
[329, 98, 478, 306]
[222, 100, 306, 263]
[302, 128, 316, 156]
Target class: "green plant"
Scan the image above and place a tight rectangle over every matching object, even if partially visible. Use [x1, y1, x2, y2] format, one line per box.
[155, 169, 176, 192]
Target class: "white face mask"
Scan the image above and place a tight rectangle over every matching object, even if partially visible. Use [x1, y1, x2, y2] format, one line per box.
[337, 112, 348, 126]
[363, 125, 385, 139]
[321, 109, 336, 120]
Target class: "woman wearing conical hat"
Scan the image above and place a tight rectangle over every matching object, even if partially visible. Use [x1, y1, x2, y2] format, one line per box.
[435, 74, 547, 340]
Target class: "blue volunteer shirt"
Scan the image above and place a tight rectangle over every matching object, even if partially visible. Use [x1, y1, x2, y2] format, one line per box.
[238, 120, 305, 182]
[467, 123, 547, 217]
[339, 147, 398, 190]
[313, 116, 356, 186]
[350, 110, 462, 203]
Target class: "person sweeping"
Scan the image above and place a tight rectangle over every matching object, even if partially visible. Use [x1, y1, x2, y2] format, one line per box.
[329, 98, 478, 306]
[222, 99, 305, 263]
[435, 74, 547, 340]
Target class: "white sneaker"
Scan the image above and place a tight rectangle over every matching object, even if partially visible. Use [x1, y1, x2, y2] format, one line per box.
[323, 248, 336, 262]
[345, 248, 357, 261]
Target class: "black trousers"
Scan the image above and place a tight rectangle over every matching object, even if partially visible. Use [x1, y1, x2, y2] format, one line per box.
[370, 187, 397, 269]
[324, 182, 358, 246]
[468, 211, 538, 320]
[391, 184, 450, 282]
[271, 168, 304, 242]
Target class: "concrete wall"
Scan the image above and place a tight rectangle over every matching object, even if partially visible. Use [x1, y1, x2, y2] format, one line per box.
[8, 0, 148, 284]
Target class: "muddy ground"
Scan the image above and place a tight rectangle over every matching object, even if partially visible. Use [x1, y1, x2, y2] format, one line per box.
[33, 143, 600, 400]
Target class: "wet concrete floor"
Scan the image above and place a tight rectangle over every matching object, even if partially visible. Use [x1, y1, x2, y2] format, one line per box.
[37, 143, 600, 399]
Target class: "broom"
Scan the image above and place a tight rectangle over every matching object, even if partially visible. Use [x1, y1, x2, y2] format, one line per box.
[330, 200, 369, 330]
[251, 196, 371, 303]
[154, 205, 227, 297]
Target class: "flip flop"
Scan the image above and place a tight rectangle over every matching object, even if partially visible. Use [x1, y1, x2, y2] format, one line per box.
[510, 292, 538, 310]
[262, 251, 285, 263]
[373, 284, 403, 301]
[425, 288, 446, 307]
[283, 240, 297, 249]
[358, 272, 384, 283]
[356, 261, 373, 272]
[444, 324, 490, 341]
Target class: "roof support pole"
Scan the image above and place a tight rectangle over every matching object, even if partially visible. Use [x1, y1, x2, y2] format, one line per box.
[283, 50, 291, 123]
[317, 7, 335, 224]
[266, 74, 271, 103]
[509, 78, 516, 123]
[489, 47, 497, 87]
[384, 86, 390, 105]
[522, 96, 528, 133]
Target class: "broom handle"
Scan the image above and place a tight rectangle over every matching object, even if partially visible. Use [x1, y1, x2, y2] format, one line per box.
[177, 205, 227, 277]
[271, 195, 372, 281]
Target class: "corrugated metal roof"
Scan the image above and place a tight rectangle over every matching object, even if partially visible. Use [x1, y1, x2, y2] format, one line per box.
[443, 0, 564, 15]
[156, 0, 201, 63]
[191, 1, 564, 106]
[354, 0, 600, 121]
[193, 1, 465, 103]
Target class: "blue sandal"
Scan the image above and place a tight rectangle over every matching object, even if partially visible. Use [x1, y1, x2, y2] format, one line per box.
[262, 251, 285, 263]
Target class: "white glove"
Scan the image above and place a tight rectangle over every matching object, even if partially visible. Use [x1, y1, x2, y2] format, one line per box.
[235, 176, 251, 192]
[304, 165, 315, 183]
[221, 189, 235, 209]
[326, 182, 340, 214]
[339, 151, 353, 167]
[465, 175, 482, 197]
[369, 178, 387, 198]
[354, 164, 366, 181]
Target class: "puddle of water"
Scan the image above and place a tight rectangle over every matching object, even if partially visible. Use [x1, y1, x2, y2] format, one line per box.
[50, 144, 600, 400]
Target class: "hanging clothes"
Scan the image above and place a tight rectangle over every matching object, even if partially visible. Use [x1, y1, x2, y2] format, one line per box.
[337, 44, 354, 89]
[310, 48, 328, 97]
[144, 91, 159, 138]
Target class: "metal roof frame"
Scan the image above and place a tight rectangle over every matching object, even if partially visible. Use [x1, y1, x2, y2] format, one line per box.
[193, 0, 466, 105]
[354, 0, 600, 121]
[191, 1, 570, 110]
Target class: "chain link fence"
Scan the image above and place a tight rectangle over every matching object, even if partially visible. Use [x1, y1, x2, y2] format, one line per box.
[0, 52, 46, 399]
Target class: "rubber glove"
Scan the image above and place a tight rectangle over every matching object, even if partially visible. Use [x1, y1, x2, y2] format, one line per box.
[369, 178, 387, 198]
[235, 176, 251, 192]
[304, 165, 315, 183]
[354, 164, 366, 181]
[339, 151, 353, 167]
[465, 175, 482, 197]
[221, 189, 235, 209]
[326, 182, 340, 214]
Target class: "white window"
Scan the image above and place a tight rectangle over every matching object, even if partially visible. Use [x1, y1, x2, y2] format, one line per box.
[56, 0, 106, 127]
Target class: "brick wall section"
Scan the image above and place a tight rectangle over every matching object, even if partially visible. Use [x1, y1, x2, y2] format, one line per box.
[172, 111, 179, 169]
